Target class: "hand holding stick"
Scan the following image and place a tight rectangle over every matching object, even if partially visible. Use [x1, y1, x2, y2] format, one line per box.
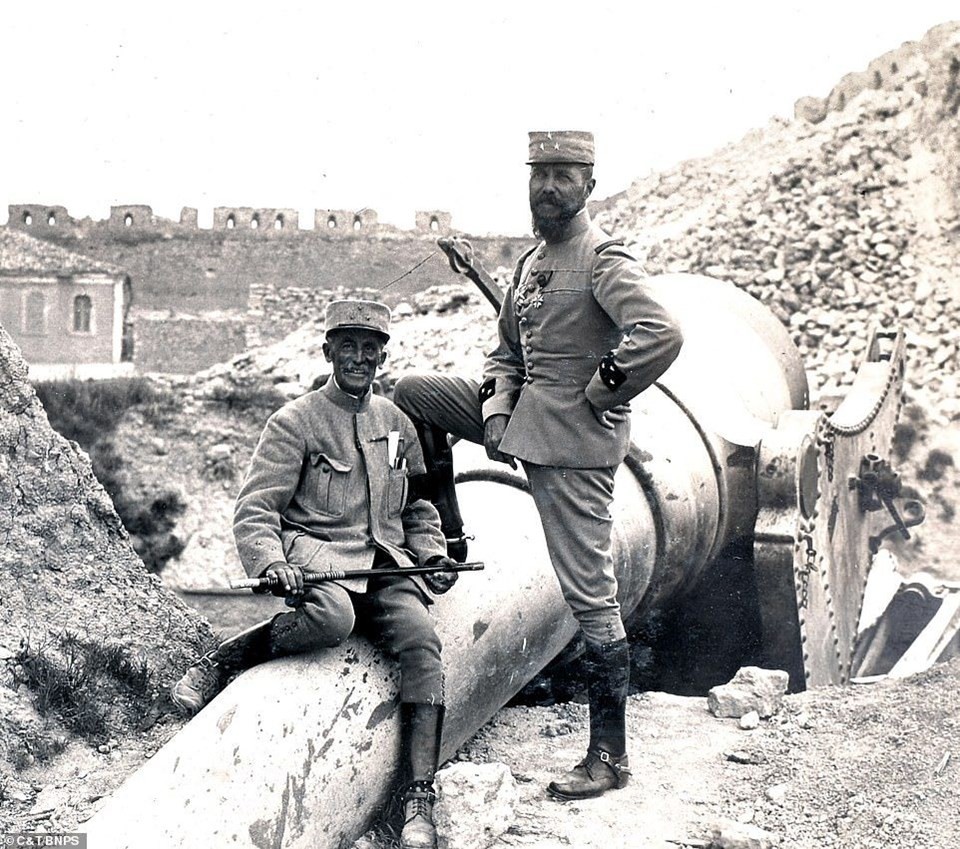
[229, 561, 484, 591]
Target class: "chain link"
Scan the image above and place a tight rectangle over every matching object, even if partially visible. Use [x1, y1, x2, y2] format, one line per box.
[818, 329, 901, 440]
[796, 506, 819, 611]
[796, 327, 903, 682]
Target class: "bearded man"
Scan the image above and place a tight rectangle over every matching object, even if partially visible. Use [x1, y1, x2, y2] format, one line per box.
[394, 130, 683, 800]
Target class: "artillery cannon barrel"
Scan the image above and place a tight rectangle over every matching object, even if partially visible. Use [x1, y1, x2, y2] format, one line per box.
[87, 274, 807, 848]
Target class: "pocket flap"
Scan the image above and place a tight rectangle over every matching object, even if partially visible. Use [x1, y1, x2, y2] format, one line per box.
[309, 452, 353, 473]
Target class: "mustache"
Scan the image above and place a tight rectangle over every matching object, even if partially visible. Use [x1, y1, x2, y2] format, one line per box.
[532, 191, 561, 205]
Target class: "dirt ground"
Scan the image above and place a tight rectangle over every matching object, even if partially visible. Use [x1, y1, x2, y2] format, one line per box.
[442, 656, 960, 849]
[6, 658, 958, 849]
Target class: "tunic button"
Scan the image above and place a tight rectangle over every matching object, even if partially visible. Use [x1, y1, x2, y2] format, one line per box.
[525, 345, 533, 352]
[537, 273, 548, 285]
[525, 331, 533, 338]
[537, 252, 546, 260]
[525, 376, 533, 384]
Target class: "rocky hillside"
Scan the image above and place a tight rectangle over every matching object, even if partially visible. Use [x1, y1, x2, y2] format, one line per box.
[595, 26, 960, 416]
[593, 21, 960, 576]
[0, 325, 214, 820]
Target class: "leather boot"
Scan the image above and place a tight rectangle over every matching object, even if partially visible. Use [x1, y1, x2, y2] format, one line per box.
[399, 703, 444, 849]
[411, 422, 470, 562]
[170, 620, 276, 716]
[547, 638, 632, 800]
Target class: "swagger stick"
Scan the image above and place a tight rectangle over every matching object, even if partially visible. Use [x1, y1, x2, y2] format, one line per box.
[229, 561, 485, 591]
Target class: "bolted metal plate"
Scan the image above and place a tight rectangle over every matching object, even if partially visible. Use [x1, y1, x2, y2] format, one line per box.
[756, 327, 910, 690]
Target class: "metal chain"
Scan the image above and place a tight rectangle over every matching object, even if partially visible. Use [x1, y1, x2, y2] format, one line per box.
[800, 328, 903, 683]
[816, 415, 836, 482]
[797, 523, 817, 610]
[819, 331, 901, 439]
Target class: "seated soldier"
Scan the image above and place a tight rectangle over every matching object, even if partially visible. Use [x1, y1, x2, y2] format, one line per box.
[171, 299, 458, 849]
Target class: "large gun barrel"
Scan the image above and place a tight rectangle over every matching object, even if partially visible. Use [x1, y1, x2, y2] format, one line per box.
[87, 273, 911, 848]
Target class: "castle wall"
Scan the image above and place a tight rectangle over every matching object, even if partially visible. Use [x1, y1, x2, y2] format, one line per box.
[28, 229, 529, 314]
[314, 208, 379, 236]
[794, 23, 954, 123]
[133, 314, 248, 374]
[109, 205, 157, 230]
[415, 210, 452, 234]
[2, 203, 531, 372]
[212, 207, 301, 233]
[8, 205, 77, 235]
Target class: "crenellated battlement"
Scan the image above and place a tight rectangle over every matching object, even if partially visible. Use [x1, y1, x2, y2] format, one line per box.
[794, 22, 958, 123]
[5, 203, 453, 238]
[314, 208, 379, 237]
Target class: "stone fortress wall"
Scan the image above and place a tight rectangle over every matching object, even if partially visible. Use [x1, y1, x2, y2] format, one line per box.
[2, 203, 531, 373]
[6, 203, 454, 240]
[794, 22, 960, 123]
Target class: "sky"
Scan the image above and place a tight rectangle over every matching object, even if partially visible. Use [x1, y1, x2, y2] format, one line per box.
[1, 2, 957, 236]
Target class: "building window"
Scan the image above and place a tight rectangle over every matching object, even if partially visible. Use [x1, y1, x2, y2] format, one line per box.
[251, 214, 260, 229]
[124, 213, 134, 227]
[47, 212, 57, 226]
[22, 291, 47, 335]
[430, 216, 440, 232]
[327, 215, 337, 229]
[22, 211, 33, 225]
[353, 216, 362, 231]
[73, 295, 93, 333]
[274, 215, 284, 230]
[226, 214, 236, 229]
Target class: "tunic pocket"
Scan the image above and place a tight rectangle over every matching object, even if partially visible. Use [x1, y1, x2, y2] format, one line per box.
[308, 452, 352, 517]
[387, 467, 408, 517]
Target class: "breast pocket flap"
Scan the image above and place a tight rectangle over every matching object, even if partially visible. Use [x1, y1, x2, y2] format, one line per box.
[309, 452, 353, 474]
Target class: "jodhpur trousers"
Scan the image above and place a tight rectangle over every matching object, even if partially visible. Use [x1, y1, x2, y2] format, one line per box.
[394, 373, 626, 644]
[269, 572, 444, 704]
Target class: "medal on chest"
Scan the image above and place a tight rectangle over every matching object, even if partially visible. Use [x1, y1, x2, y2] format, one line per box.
[515, 269, 553, 313]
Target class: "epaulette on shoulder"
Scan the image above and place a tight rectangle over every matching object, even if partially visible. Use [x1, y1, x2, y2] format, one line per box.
[512, 244, 539, 287]
[594, 238, 626, 254]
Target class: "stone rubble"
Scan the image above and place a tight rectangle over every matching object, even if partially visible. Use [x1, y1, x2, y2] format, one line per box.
[433, 761, 520, 849]
[708, 667, 790, 720]
[708, 817, 781, 849]
[596, 54, 960, 420]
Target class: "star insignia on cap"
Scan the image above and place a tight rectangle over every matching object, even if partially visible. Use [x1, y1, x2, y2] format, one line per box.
[553, 142, 561, 150]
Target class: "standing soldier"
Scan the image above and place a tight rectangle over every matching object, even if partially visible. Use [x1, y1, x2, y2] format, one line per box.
[172, 299, 458, 849]
[395, 131, 683, 800]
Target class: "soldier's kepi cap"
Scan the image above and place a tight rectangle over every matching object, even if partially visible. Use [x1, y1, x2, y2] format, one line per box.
[527, 130, 595, 165]
[324, 299, 391, 342]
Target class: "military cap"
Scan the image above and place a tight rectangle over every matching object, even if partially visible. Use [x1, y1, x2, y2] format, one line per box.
[324, 299, 391, 341]
[527, 130, 595, 165]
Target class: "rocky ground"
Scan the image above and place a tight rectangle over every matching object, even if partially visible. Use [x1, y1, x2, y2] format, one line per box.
[2, 19, 960, 849]
[419, 657, 960, 849]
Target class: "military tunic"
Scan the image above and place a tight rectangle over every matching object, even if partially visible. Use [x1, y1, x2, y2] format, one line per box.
[234, 378, 448, 704]
[480, 209, 682, 467]
[394, 209, 682, 645]
[235, 377, 447, 592]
